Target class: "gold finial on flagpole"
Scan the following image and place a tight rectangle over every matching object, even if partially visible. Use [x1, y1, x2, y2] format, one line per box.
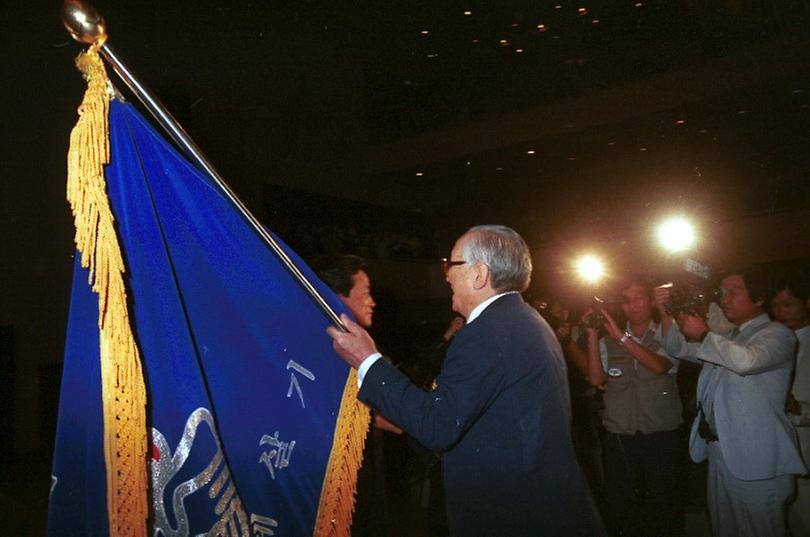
[61, 0, 107, 45]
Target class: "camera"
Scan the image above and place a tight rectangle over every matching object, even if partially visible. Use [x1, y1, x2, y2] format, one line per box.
[581, 295, 624, 330]
[661, 257, 719, 317]
[581, 310, 604, 330]
[661, 283, 720, 317]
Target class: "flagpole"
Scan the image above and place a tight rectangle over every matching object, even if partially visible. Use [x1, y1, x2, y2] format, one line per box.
[61, 0, 346, 331]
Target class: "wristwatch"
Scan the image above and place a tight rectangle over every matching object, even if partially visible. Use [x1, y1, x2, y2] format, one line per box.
[618, 330, 633, 346]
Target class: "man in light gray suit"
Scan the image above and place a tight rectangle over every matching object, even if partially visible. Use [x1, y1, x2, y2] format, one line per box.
[655, 267, 806, 537]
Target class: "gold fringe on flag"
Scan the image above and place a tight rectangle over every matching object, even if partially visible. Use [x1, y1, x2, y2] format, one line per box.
[67, 46, 148, 537]
[313, 369, 370, 537]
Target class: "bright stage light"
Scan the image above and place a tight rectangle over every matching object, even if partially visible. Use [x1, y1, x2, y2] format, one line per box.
[576, 255, 605, 283]
[656, 217, 696, 252]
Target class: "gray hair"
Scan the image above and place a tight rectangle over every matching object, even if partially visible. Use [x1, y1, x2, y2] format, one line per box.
[460, 225, 532, 292]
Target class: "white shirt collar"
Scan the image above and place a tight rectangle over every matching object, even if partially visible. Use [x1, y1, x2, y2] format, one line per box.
[736, 312, 769, 333]
[466, 291, 517, 324]
[624, 319, 658, 339]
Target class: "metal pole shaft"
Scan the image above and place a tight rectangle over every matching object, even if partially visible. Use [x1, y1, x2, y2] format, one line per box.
[98, 42, 345, 330]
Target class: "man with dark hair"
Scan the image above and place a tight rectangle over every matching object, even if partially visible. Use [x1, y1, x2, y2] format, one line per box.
[327, 225, 604, 536]
[312, 254, 397, 537]
[655, 267, 805, 537]
[772, 268, 810, 536]
[313, 254, 375, 328]
[567, 275, 682, 536]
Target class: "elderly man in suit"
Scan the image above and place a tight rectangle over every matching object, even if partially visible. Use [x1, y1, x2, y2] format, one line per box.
[655, 268, 806, 537]
[328, 225, 604, 537]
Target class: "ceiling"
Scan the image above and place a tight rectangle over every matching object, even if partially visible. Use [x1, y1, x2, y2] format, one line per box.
[4, 0, 810, 299]
[359, 0, 807, 142]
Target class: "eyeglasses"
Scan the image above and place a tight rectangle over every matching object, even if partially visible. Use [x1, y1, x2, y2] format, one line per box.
[440, 257, 466, 272]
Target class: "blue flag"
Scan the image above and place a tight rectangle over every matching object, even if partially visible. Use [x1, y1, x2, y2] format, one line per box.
[49, 94, 367, 536]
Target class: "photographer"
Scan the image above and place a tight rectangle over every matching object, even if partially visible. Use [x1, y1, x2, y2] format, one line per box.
[655, 267, 805, 537]
[567, 276, 682, 537]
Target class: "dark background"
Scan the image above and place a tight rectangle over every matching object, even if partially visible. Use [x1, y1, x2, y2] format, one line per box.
[1, 1, 809, 533]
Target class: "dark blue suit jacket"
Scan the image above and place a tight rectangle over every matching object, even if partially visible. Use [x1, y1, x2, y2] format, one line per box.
[358, 293, 604, 536]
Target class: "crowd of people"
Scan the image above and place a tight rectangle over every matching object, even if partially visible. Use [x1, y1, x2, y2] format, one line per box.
[540, 267, 810, 537]
[314, 225, 809, 537]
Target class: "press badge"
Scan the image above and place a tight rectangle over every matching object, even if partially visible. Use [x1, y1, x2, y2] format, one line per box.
[607, 367, 623, 378]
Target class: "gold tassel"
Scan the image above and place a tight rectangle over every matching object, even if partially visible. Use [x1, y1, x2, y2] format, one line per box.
[67, 47, 148, 537]
[313, 369, 370, 537]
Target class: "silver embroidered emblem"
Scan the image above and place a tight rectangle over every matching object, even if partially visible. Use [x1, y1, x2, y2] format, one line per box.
[151, 407, 276, 537]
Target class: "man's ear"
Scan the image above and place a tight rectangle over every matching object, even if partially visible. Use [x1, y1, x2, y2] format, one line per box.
[472, 262, 490, 290]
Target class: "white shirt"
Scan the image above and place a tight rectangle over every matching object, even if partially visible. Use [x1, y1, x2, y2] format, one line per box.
[357, 292, 517, 386]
